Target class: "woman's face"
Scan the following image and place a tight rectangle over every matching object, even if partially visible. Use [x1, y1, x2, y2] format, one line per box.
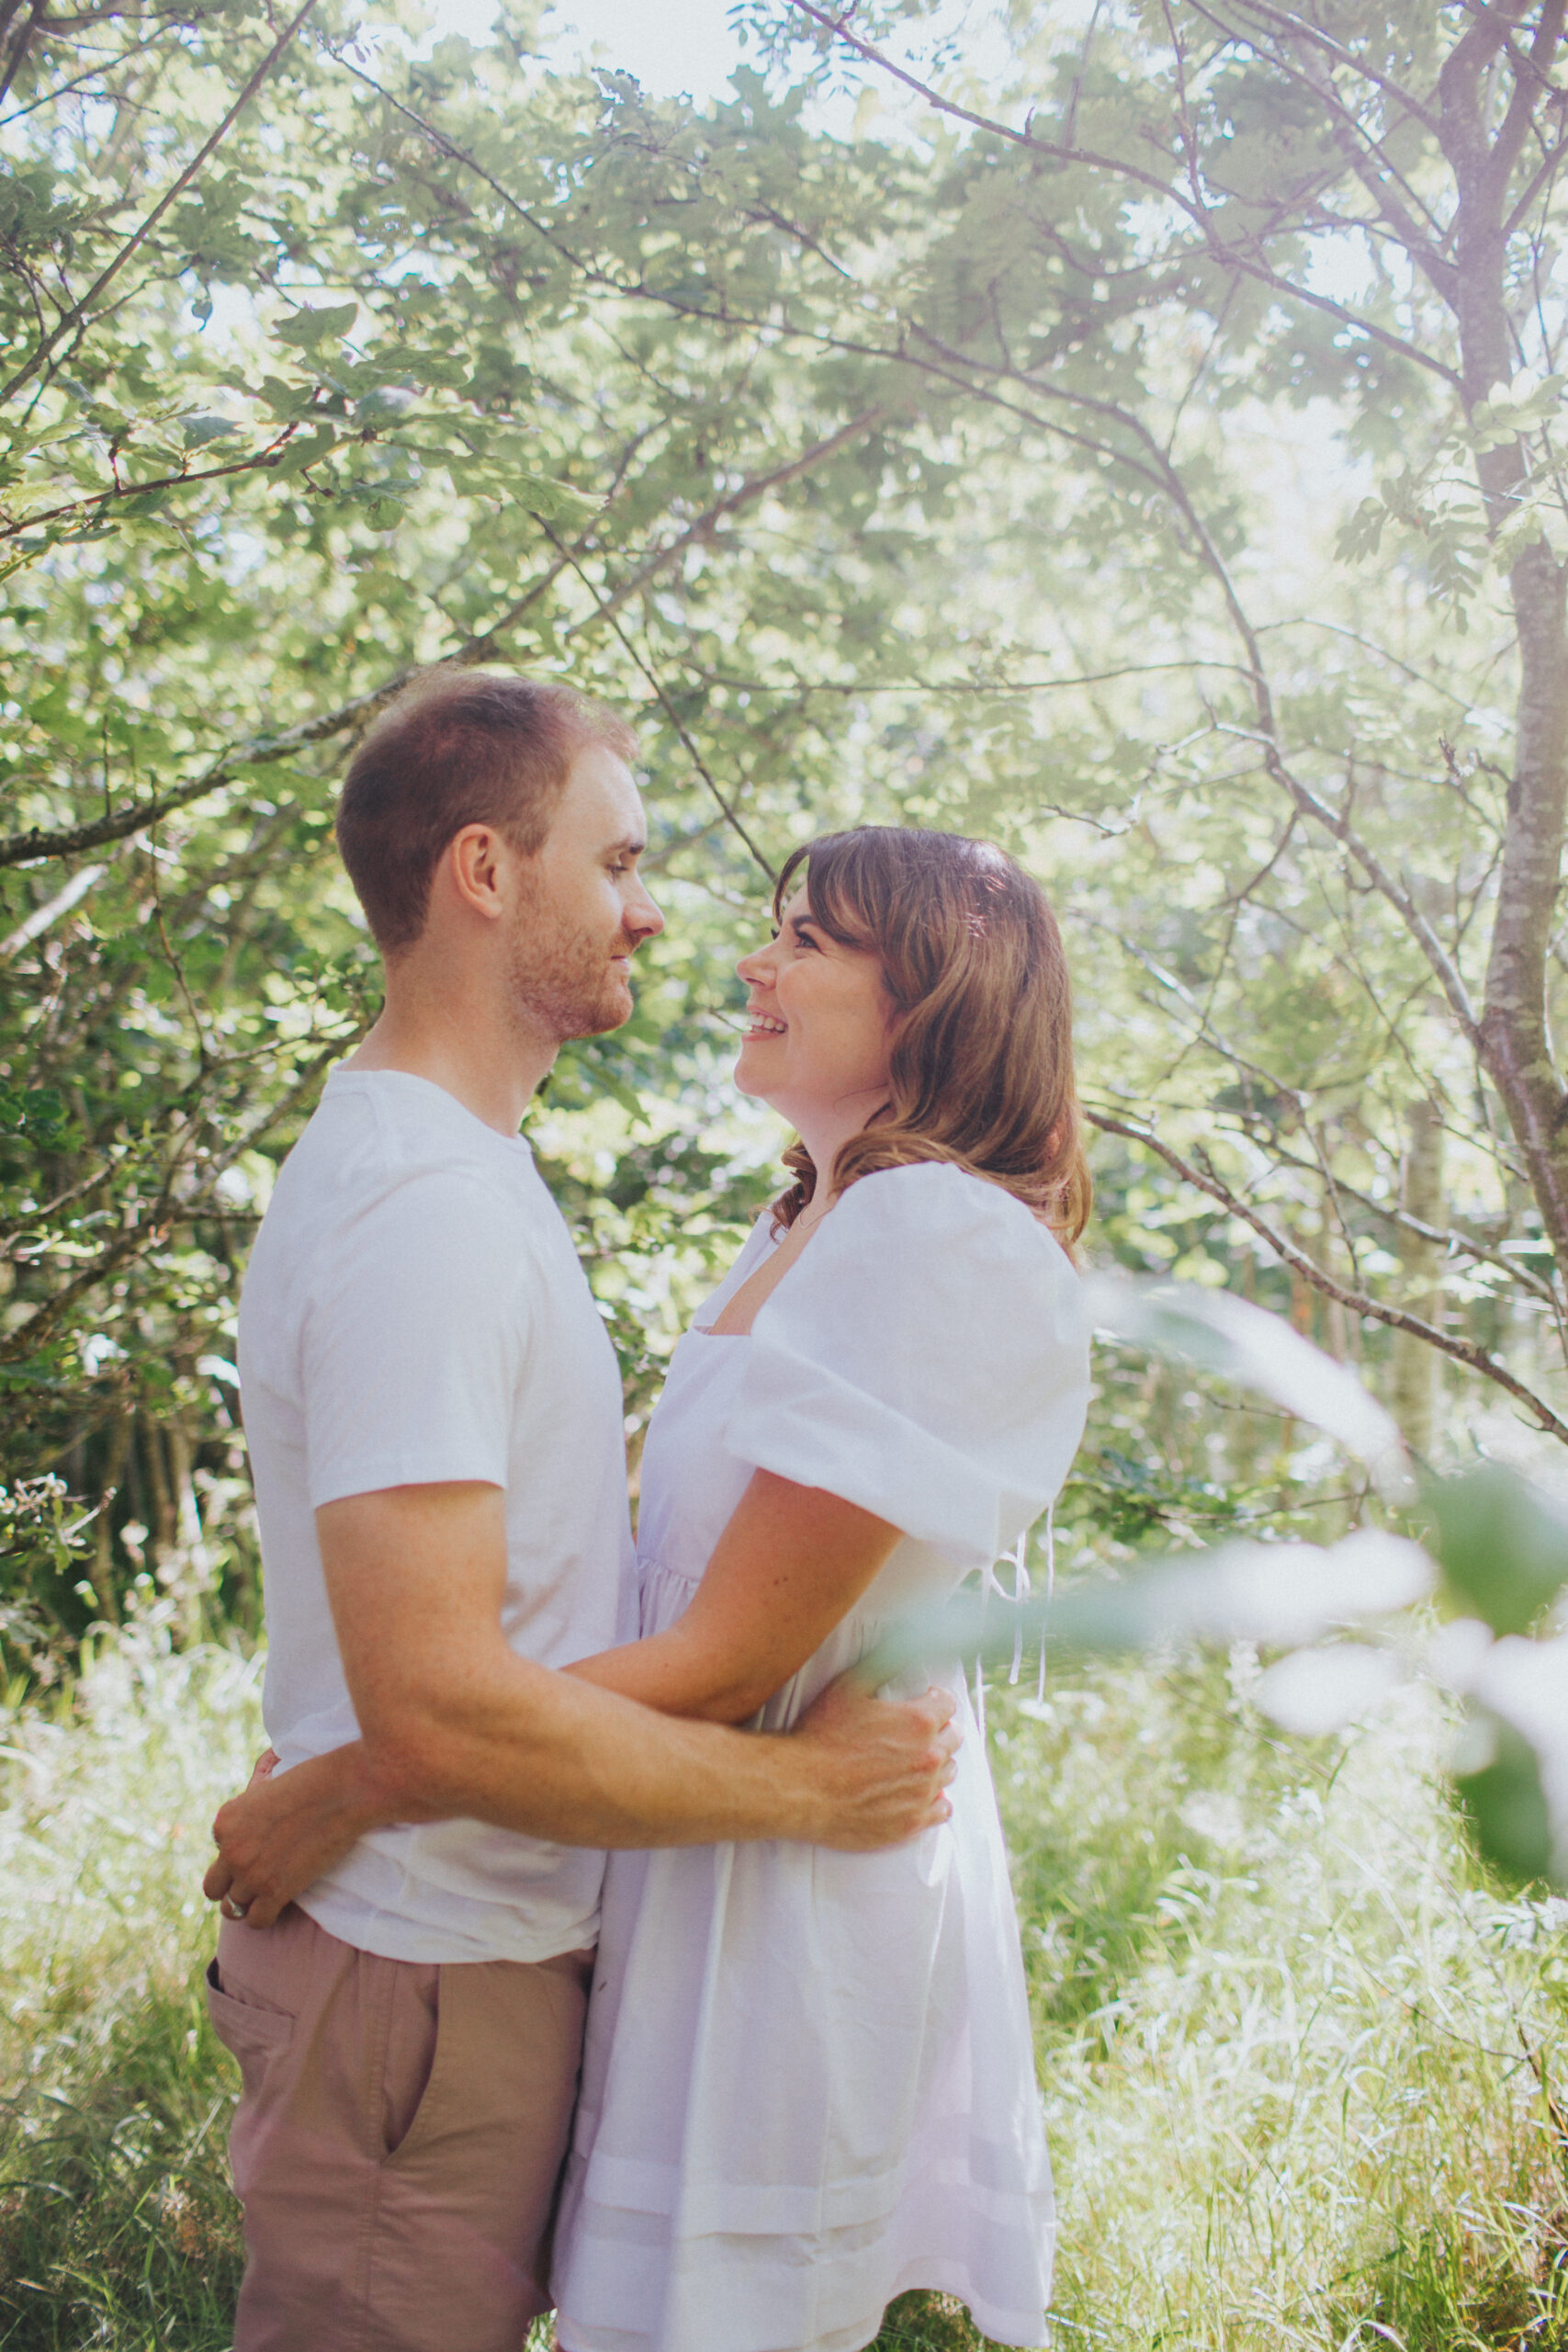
[734, 888, 896, 1140]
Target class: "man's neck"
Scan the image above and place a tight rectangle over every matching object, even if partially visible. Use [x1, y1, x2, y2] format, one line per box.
[345, 969, 556, 1137]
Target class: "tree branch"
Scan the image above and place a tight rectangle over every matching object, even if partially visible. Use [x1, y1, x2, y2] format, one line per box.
[539, 522, 780, 881]
[0, 0, 321, 406]
[1085, 1106, 1568, 1441]
[1223, 0, 1442, 131]
[1210, 719, 1484, 1046]
[0, 431, 302, 545]
[783, 0, 1462, 389]
[0, 397, 883, 867]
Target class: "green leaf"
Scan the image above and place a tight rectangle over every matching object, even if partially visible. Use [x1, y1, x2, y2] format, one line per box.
[1452, 1709, 1554, 1884]
[859, 1526, 1432, 1687]
[0, 1085, 69, 1142]
[271, 424, 336, 477]
[1421, 1464, 1568, 1634]
[182, 414, 241, 450]
[353, 385, 417, 424]
[274, 302, 358, 350]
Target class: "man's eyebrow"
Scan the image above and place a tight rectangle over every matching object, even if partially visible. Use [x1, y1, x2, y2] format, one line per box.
[604, 831, 648, 855]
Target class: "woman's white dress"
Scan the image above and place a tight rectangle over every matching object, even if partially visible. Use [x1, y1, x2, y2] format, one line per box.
[552, 1162, 1090, 2352]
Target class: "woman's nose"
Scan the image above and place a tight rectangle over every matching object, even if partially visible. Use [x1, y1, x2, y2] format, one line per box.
[736, 944, 773, 984]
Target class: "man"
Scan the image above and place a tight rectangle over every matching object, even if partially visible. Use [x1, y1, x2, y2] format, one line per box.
[202, 669, 957, 2352]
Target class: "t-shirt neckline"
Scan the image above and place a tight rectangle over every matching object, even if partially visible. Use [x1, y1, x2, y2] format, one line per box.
[326, 1064, 534, 1153]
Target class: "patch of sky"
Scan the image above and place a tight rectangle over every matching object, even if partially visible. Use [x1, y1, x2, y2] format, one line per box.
[414, 0, 1021, 141]
[1306, 230, 1379, 308]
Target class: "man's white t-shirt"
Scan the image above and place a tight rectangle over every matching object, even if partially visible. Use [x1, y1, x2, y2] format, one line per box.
[237, 1068, 637, 1965]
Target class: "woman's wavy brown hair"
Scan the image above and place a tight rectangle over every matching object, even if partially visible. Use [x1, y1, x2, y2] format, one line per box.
[769, 826, 1092, 1250]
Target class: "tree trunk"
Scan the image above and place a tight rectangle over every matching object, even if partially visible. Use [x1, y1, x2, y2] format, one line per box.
[1393, 1102, 1445, 1459]
[90, 1411, 130, 1623]
[1442, 4, 1568, 1275]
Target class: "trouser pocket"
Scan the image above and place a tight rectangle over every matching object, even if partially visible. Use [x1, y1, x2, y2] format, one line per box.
[207, 1957, 295, 2083]
[207, 1953, 297, 2199]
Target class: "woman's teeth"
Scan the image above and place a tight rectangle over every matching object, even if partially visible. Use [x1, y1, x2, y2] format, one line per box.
[747, 1013, 786, 1035]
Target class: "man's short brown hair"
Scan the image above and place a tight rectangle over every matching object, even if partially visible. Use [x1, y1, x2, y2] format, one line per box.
[334, 669, 638, 953]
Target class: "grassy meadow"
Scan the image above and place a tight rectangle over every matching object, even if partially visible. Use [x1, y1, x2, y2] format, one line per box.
[0, 1619, 1562, 2351]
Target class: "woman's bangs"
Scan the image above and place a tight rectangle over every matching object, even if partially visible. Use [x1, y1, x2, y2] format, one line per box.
[779, 836, 885, 954]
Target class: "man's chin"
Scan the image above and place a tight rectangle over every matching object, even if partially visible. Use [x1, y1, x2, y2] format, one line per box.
[568, 982, 636, 1040]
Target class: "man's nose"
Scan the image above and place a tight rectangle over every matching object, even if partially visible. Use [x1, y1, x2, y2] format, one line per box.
[627, 880, 664, 944]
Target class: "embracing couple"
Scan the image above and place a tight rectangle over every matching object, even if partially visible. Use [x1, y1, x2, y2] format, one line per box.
[202, 670, 1093, 2352]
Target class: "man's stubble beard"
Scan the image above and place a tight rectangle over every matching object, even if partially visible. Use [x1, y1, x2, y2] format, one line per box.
[505, 891, 633, 1046]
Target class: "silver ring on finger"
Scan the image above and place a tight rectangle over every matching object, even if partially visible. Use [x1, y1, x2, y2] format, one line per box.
[220, 1895, 250, 1921]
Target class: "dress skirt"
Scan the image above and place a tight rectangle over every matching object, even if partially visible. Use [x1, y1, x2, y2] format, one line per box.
[551, 1572, 1055, 2352]
[553, 1165, 1089, 2352]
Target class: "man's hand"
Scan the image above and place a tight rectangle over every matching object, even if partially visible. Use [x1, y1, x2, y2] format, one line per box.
[204, 1745, 385, 1930]
[791, 1673, 961, 1849]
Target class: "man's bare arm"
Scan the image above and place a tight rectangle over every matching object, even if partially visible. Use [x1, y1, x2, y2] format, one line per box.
[204, 1480, 956, 1928]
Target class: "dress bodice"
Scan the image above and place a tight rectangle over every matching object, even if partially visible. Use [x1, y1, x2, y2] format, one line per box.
[555, 1158, 1083, 2352]
[637, 1329, 977, 1623]
[631, 1162, 1091, 1727]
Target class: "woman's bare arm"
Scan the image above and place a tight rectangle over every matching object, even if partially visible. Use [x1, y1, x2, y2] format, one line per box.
[564, 1469, 902, 1723]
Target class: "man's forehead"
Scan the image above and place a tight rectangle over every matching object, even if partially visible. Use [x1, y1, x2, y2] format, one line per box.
[560, 742, 645, 831]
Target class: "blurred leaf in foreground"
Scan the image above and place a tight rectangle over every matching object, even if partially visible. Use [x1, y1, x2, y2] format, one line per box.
[1452, 1711, 1555, 1886]
[1422, 1464, 1568, 1634]
[1078, 1275, 1411, 1497]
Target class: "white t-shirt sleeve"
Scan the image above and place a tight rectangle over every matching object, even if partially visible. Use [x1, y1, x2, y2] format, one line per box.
[300, 1169, 531, 1509]
[725, 1161, 1089, 1569]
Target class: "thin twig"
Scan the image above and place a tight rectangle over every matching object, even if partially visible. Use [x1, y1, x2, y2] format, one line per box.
[1085, 1106, 1568, 1442]
[0, 0, 321, 406]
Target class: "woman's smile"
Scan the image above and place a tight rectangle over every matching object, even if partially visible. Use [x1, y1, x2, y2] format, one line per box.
[732, 890, 896, 1169]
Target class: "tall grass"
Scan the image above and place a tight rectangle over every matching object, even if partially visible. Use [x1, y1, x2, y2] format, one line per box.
[0, 1623, 1562, 2350]
[993, 1658, 1568, 2352]
[0, 1616, 260, 2347]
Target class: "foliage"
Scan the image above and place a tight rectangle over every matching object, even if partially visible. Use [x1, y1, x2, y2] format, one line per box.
[0, 1613, 256, 2346]
[3, 0, 1568, 2323]
[6, 0, 1568, 1646]
[997, 1665, 1568, 2352]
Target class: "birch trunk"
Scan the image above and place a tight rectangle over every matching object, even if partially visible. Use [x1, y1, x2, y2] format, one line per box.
[1393, 1103, 1446, 1459]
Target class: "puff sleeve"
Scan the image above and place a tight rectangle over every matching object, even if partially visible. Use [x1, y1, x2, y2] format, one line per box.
[725, 1161, 1089, 1570]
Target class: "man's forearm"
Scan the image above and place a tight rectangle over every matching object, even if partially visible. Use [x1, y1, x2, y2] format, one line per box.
[209, 1654, 956, 1927]
[208, 1490, 958, 1928]
[371, 1647, 833, 1848]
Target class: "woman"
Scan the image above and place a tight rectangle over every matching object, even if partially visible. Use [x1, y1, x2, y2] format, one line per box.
[547, 826, 1092, 2352]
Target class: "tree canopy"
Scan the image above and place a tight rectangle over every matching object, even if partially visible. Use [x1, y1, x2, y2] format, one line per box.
[5, 0, 1568, 1667]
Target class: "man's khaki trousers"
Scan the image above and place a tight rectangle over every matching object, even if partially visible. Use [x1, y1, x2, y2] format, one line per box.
[208, 1906, 592, 2352]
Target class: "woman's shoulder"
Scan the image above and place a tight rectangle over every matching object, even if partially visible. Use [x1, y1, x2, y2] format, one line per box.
[834, 1159, 1075, 1275]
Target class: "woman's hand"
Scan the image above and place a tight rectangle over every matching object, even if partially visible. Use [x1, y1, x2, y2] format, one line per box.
[203, 1742, 389, 1929]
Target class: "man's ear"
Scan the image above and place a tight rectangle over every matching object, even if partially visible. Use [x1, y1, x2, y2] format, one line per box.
[444, 824, 513, 924]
